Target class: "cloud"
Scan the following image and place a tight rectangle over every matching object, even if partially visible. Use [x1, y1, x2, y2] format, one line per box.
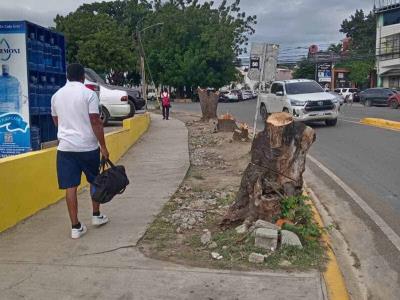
[0, 0, 374, 58]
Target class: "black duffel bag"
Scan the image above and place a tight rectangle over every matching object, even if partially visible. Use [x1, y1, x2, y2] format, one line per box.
[92, 158, 129, 204]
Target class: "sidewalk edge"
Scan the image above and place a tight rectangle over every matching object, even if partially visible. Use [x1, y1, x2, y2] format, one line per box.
[304, 185, 350, 300]
[360, 117, 400, 131]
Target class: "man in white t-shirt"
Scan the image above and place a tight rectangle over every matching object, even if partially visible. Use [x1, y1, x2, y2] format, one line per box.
[51, 63, 110, 239]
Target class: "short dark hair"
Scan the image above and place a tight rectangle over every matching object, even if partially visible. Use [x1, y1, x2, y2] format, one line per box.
[67, 63, 85, 82]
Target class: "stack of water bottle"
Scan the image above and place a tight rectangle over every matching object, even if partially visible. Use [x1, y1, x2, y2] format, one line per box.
[27, 32, 64, 116]
[26, 25, 66, 148]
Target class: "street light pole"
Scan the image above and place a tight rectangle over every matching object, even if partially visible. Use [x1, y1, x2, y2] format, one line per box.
[135, 21, 164, 109]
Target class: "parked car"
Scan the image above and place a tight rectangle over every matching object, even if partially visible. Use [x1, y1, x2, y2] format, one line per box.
[241, 90, 255, 100]
[388, 91, 400, 109]
[329, 91, 345, 105]
[84, 68, 145, 124]
[359, 88, 396, 107]
[259, 79, 340, 126]
[147, 88, 157, 101]
[219, 90, 242, 102]
[218, 90, 229, 102]
[334, 88, 360, 102]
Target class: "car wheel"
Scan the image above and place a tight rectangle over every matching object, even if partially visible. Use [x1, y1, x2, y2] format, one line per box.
[283, 108, 289, 113]
[365, 99, 372, 107]
[390, 101, 399, 109]
[325, 118, 338, 126]
[100, 106, 110, 126]
[260, 104, 268, 120]
[128, 99, 136, 117]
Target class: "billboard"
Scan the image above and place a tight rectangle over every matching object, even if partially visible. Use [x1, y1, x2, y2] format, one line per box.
[248, 43, 279, 83]
[317, 63, 332, 84]
[0, 21, 30, 157]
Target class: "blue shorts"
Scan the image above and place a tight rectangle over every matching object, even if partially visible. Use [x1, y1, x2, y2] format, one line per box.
[57, 148, 100, 189]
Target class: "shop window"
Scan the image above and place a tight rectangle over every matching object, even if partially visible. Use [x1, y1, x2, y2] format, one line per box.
[383, 9, 400, 26]
[389, 76, 400, 88]
[379, 33, 400, 60]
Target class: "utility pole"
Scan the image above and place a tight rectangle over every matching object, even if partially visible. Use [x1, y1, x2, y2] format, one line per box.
[135, 20, 164, 109]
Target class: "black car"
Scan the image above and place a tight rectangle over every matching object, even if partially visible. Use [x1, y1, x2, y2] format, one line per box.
[359, 88, 395, 107]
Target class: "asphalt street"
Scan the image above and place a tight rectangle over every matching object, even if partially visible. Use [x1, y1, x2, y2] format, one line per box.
[172, 100, 400, 298]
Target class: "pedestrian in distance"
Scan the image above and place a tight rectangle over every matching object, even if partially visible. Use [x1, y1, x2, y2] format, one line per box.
[51, 63, 110, 239]
[161, 88, 171, 120]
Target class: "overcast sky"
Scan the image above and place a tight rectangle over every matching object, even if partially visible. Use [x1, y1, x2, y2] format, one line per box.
[0, 0, 374, 59]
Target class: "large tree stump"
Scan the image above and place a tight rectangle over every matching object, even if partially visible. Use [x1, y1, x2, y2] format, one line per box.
[222, 112, 316, 224]
[198, 88, 219, 121]
[217, 113, 238, 132]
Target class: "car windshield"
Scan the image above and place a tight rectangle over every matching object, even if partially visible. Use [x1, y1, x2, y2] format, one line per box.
[285, 82, 324, 95]
[85, 68, 106, 85]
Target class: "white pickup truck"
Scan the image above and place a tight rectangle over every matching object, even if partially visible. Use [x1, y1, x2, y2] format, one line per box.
[259, 79, 341, 126]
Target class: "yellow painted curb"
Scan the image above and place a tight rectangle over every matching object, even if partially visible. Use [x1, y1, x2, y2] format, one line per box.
[0, 113, 151, 233]
[360, 118, 400, 131]
[304, 189, 350, 300]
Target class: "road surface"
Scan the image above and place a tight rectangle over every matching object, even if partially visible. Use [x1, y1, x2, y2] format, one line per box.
[173, 100, 400, 299]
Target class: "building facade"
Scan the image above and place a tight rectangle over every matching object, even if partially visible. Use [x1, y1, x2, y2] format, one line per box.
[375, 1, 400, 88]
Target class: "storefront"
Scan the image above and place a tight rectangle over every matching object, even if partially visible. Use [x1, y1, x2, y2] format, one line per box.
[332, 67, 353, 89]
[379, 69, 400, 88]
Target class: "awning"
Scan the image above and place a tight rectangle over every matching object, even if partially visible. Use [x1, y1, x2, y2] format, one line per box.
[380, 69, 400, 77]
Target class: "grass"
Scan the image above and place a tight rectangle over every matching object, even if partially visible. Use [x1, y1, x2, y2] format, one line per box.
[217, 193, 235, 206]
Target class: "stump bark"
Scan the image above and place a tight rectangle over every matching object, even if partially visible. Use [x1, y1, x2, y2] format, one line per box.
[198, 88, 219, 121]
[222, 112, 316, 224]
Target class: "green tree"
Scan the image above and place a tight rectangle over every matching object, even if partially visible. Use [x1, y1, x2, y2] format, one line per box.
[54, 1, 149, 85]
[338, 9, 376, 87]
[142, 0, 256, 96]
[328, 43, 342, 54]
[340, 9, 376, 56]
[293, 58, 315, 80]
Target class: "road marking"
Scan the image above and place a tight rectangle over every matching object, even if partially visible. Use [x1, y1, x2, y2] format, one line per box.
[339, 119, 362, 125]
[308, 155, 400, 253]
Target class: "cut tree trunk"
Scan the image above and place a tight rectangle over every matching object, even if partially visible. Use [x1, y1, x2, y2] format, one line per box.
[198, 88, 219, 121]
[222, 112, 316, 224]
[217, 119, 238, 132]
[233, 124, 249, 141]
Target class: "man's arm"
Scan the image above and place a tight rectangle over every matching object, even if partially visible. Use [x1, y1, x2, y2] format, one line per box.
[52, 116, 58, 127]
[89, 114, 109, 159]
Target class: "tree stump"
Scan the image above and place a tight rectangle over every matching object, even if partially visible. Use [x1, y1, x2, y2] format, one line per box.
[233, 123, 249, 141]
[217, 114, 238, 132]
[198, 88, 219, 121]
[222, 112, 316, 224]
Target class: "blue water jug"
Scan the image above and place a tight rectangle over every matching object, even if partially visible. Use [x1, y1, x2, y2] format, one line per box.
[29, 75, 38, 114]
[44, 39, 52, 71]
[37, 75, 44, 111]
[27, 33, 37, 70]
[37, 35, 45, 72]
[52, 42, 62, 72]
[0, 65, 21, 115]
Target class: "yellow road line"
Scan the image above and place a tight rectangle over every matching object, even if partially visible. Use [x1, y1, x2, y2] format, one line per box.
[360, 118, 400, 131]
[304, 188, 350, 300]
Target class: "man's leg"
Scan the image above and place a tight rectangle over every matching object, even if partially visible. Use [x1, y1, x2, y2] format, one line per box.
[162, 105, 166, 119]
[65, 187, 79, 226]
[91, 186, 100, 215]
[166, 106, 170, 120]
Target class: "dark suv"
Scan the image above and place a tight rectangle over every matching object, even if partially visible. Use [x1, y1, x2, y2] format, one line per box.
[359, 88, 395, 107]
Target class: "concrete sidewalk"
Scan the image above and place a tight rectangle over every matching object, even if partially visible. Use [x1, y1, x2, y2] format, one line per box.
[0, 114, 326, 300]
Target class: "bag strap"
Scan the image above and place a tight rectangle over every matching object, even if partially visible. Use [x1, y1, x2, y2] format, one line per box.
[100, 157, 116, 171]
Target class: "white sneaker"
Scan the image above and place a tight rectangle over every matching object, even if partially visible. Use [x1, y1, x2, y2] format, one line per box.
[71, 223, 87, 239]
[92, 214, 109, 226]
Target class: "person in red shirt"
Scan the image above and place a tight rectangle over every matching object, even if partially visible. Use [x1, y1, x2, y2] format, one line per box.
[161, 88, 171, 120]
